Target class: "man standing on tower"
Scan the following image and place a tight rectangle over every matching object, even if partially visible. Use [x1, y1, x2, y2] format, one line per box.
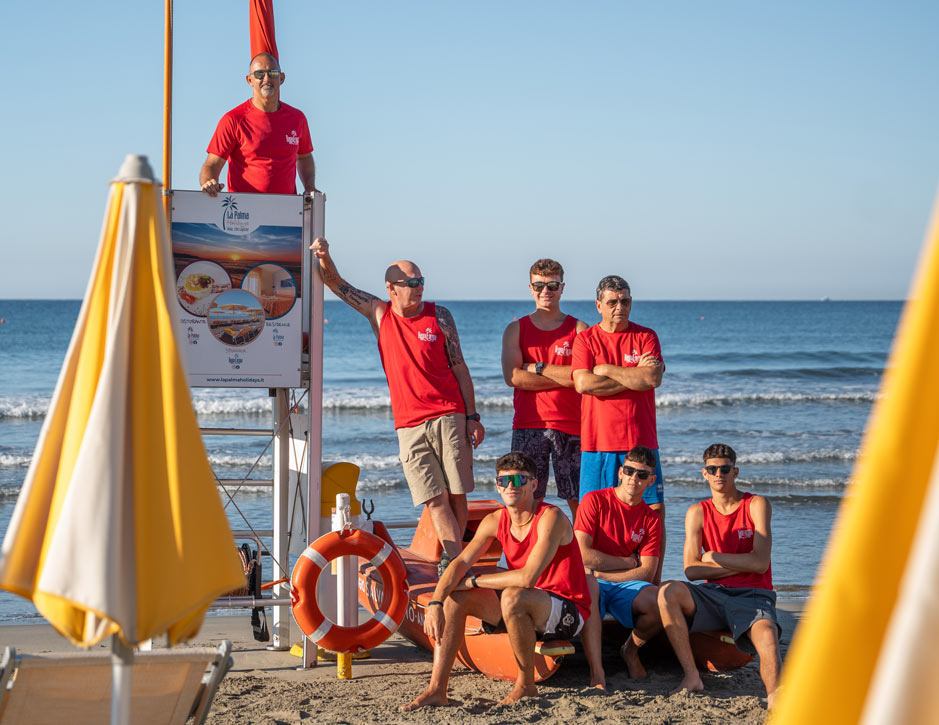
[200, 52, 316, 196]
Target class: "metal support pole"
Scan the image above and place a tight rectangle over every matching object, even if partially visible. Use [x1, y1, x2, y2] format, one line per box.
[270, 388, 290, 649]
[301, 190, 326, 669]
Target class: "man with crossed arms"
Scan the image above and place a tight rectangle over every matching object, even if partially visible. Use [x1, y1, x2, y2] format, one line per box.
[502, 258, 587, 517]
[311, 238, 484, 569]
[572, 275, 666, 582]
[658, 443, 782, 706]
[575, 445, 663, 690]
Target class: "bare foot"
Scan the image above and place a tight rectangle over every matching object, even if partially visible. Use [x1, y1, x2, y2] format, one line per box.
[620, 640, 647, 679]
[766, 687, 780, 710]
[399, 689, 451, 711]
[500, 683, 538, 705]
[589, 671, 607, 691]
[670, 674, 704, 695]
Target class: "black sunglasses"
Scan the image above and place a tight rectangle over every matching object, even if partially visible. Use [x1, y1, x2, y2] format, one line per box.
[705, 464, 734, 475]
[252, 69, 283, 80]
[392, 276, 424, 288]
[531, 281, 561, 292]
[621, 465, 652, 480]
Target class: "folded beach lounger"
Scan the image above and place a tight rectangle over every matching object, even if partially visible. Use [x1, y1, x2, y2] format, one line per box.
[0, 640, 232, 725]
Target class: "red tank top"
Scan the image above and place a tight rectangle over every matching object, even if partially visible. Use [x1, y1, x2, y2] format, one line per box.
[512, 315, 581, 435]
[700, 493, 773, 590]
[377, 302, 464, 428]
[497, 502, 591, 621]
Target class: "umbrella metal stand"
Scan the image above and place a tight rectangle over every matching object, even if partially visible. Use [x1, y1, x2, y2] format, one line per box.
[110, 634, 133, 724]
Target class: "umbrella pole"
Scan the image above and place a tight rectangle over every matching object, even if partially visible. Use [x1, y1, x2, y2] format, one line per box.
[110, 634, 133, 724]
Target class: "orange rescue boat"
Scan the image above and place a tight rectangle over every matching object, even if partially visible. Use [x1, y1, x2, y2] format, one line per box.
[357, 499, 752, 683]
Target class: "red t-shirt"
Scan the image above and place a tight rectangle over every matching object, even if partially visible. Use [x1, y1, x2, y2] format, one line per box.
[512, 315, 581, 435]
[377, 302, 464, 429]
[574, 487, 662, 559]
[207, 100, 313, 194]
[497, 502, 591, 622]
[571, 322, 662, 451]
[700, 493, 773, 590]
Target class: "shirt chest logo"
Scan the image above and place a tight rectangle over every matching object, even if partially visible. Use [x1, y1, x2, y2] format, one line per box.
[737, 528, 754, 540]
[417, 327, 437, 343]
[624, 349, 641, 364]
[554, 341, 572, 357]
[285, 130, 300, 146]
[630, 528, 645, 543]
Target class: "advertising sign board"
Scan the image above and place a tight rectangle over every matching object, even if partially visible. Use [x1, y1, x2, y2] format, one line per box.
[170, 191, 305, 387]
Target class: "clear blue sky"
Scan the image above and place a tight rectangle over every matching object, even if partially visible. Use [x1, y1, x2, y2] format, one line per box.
[2, 1, 937, 300]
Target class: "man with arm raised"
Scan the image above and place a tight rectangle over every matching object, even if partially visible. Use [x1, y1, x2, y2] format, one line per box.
[310, 237, 484, 570]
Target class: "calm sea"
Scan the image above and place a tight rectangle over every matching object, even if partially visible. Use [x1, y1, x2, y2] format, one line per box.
[0, 299, 902, 622]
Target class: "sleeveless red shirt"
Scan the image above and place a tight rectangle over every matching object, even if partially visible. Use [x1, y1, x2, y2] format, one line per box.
[497, 502, 591, 621]
[377, 302, 464, 429]
[700, 493, 773, 590]
[512, 315, 581, 435]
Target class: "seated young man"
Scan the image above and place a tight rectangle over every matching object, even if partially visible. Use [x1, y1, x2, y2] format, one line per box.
[400, 451, 591, 710]
[574, 445, 663, 688]
[657, 443, 782, 706]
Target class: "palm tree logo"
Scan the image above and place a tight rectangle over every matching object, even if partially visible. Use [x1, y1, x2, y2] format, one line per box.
[221, 196, 238, 231]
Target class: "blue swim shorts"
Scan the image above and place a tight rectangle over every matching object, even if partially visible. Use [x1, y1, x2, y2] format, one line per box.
[579, 449, 665, 504]
[597, 579, 652, 628]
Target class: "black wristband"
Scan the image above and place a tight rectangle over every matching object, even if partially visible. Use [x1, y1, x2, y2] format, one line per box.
[427, 600, 444, 607]
[466, 412, 481, 422]
[470, 575, 479, 589]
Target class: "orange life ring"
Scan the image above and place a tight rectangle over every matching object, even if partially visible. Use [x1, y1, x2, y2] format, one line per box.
[291, 528, 407, 653]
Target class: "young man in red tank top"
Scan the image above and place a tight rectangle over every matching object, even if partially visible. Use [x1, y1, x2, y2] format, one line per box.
[311, 238, 485, 568]
[657, 444, 782, 708]
[501, 259, 588, 517]
[400, 451, 591, 710]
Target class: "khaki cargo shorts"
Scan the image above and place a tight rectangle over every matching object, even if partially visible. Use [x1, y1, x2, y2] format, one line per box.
[397, 412, 475, 506]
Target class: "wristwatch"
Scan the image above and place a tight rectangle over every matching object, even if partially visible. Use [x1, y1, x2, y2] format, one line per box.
[466, 412, 481, 422]
[534, 361, 546, 376]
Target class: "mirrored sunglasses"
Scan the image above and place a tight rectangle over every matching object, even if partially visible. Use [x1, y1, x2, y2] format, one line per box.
[496, 474, 531, 488]
[392, 276, 424, 288]
[252, 69, 283, 80]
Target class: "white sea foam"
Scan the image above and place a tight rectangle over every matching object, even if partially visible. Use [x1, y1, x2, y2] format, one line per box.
[0, 395, 50, 419]
[0, 454, 32, 468]
[661, 448, 858, 465]
[656, 391, 877, 408]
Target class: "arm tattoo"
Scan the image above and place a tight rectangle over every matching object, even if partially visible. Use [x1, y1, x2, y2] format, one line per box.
[436, 305, 465, 367]
[336, 282, 379, 314]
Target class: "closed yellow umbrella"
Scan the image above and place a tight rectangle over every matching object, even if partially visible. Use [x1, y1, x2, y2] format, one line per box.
[771, 196, 939, 723]
[0, 155, 245, 648]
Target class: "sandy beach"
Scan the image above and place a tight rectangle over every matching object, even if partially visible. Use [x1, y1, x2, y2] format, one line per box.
[0, 601, 800, 724]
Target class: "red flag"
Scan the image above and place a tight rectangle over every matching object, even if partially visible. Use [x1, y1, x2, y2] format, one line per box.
[250, 0, 278, 61]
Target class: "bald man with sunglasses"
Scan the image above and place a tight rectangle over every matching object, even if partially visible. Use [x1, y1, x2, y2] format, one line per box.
[311, 237, 484, 572]
[502, 259, 588, 518]
[200, 52, 316, 196]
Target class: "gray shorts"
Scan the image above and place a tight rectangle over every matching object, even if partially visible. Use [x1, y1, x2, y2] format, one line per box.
[687, 582, 781, 654]
[511, 428, 581, 501]
[396, 413, 475, 506]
